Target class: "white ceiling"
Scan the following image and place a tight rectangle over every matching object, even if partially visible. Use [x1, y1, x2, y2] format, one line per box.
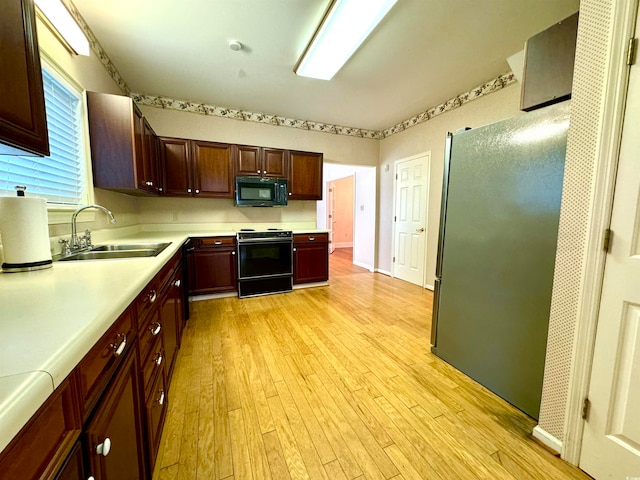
[73, 0, 580, 132]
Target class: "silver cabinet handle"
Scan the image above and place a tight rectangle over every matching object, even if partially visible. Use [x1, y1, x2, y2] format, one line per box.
[111, 334, 126, 357]
[158, 390, 165, 406]
[174, 279, 181, 288]
[150, 322, 162, 336]
[96, 437, 111, 456]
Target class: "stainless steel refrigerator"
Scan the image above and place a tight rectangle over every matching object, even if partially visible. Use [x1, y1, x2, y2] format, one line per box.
[431, 101, 569, 419]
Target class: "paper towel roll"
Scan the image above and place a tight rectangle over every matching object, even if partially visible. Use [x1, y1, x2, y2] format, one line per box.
[0, 196, 52, 272]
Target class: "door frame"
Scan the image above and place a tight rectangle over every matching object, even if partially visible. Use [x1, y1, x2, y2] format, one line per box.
[561, 0, 639, 464]
[390, 152, 430, 288]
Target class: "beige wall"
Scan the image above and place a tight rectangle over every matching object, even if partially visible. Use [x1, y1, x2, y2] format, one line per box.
[378, 83, 523, 282]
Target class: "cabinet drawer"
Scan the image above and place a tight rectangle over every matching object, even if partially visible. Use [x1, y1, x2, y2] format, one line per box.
[293, 233, 328, 244]
[0, 377, 81, 480]
[136, 278, 159, 324]
[157, 251, 181, 292]
[141, 333, 165, 400]
[145, 365, 168, 471]
[138, 307, 162, 365]
[195, 236, 236, 248]
[77, 308, 135, 416]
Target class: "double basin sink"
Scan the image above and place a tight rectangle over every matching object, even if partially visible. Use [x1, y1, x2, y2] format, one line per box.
[56, 242, 171, 262]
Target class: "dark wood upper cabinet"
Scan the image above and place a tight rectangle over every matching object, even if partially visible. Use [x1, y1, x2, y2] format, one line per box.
[235, 145, 288, 178]
[159, 137, 192, 197]
[288, 150, 323, 200]
[86, 92, 159, 195]
[192, 141, 234, 198]
[0, 0, 49, 156]
[521, 12, 578, 111]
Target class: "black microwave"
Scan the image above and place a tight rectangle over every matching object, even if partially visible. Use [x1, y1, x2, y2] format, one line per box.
[235, 176, 288, 206]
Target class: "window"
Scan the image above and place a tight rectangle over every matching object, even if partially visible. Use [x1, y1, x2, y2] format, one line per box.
[0, 66, 87, 206]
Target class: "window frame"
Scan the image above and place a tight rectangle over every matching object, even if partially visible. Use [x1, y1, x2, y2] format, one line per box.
[39, 55, 94, 224]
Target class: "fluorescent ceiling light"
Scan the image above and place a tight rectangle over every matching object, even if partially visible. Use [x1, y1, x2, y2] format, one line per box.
[35, 0, 90, 56]
[295, 0, 397, 80]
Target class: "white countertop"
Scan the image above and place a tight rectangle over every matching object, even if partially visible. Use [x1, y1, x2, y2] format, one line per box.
[0, 227, 327, 453]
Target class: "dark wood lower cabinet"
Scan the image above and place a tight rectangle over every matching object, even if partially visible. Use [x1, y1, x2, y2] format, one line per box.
[84, 350, 147, 480]
[293, 233, 329, 284]
[188, 237, 237, 295]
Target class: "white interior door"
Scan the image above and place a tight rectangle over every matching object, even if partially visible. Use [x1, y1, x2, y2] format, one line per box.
[327, 182, 335, 254]
[580, 17, 640, 478]
[393, 153, 429, 286]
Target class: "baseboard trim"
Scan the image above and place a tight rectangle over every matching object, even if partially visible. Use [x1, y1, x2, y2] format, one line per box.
[532, 426, 562, 455]
[189, 292, 237, 302]
[354, 260, 374, 272]
[293, 281, 329, 290]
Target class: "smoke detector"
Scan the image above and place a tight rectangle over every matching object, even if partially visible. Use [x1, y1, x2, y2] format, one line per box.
[228, 40, 242, 51]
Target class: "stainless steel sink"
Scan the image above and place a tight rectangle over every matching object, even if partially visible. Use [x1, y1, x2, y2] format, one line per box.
[56, 242, 171, 262]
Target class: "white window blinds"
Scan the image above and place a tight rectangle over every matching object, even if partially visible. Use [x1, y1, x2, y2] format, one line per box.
[0, 68, 86, 204]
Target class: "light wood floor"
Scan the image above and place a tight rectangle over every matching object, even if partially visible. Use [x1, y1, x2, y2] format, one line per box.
[153, 247, 591, 480]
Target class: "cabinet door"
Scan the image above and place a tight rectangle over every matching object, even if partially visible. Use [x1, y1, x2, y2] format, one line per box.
[262, 148, 288, 178]
[54, 441, 85, 480]
[192, 141, 234, 198]
[159, 276, 179, 382]
[0, 0, 49, 156]
[293, 239, 329, 284]
[85, 351, 146, 480]
[189, 248, 237, 294]
[141, 118, 159, 193]
[235, 145, 261, 176]
[289, 151, 323, 200]
[159, 137, 192, 197]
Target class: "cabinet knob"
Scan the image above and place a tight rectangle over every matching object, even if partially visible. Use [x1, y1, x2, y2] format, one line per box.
[111, 333, 127, 357]
[174, 279, 181, 288]
[96, 437, 111, 457]
[150, 322, 162, 336]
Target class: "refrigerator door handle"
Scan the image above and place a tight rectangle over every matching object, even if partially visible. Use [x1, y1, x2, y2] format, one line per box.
[430, 277, 442, 350]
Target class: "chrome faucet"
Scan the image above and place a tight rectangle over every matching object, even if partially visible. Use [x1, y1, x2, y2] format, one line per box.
[70, 204, 116, 250]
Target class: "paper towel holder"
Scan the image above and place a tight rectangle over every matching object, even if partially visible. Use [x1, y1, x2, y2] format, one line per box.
[1, 186, 53, 273]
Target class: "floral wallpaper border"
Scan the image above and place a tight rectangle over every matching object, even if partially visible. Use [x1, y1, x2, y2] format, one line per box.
[66, 1, 515, 140]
